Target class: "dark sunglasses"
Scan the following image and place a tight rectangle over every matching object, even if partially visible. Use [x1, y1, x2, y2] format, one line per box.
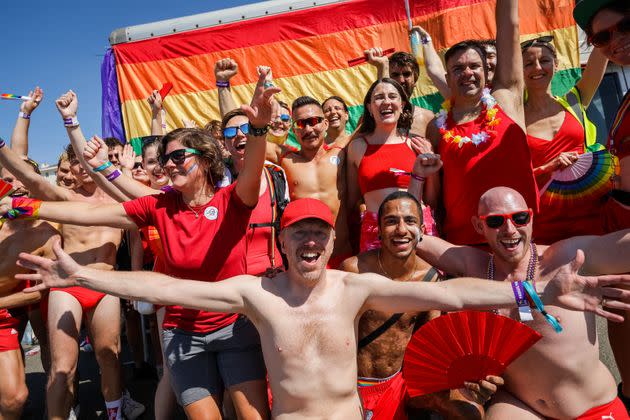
[223, 123, 249, 140]
[589, 17, 630, 47]
[159, 148, 201, 166]
[132, 162, 144, 170]
[479, 209, 533, 229]
[293, 116, 324, 130]
[279, 114, 291, 122]
[520, 35, 554, 50]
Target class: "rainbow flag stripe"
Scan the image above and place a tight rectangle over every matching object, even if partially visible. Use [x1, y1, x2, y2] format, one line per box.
[102, 0, 580, 150]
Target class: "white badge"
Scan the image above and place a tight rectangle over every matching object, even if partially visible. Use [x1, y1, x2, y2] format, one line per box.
[329, 155, 341, 166]
[204, 206, 219, 221]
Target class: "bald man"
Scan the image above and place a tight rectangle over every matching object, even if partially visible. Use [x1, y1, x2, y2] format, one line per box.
[411, 183, 630, 418]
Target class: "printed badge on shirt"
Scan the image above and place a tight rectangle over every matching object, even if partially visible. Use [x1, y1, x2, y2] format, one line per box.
[204, 206, 219, 220]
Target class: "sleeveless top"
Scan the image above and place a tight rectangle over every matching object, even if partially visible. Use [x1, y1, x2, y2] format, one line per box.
[358, 142, 416, 195]
[440, 105, 539, 245]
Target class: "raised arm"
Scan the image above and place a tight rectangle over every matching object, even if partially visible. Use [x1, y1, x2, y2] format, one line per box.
[0, 136, 70, 201]
[575, 48, 609, 108]
[236, 66, 281, 207]
[365, 47, 389, 80]
[411, 26, 450, 98]
[408, 151, 442, 212]
[0, 195, 136, 230]
[491, 0, 526, 130]
[17, 238, 254, 315]
[10, 87, 43, 157]
[215, 58, 240, 117]
[147, 90, 166, 136]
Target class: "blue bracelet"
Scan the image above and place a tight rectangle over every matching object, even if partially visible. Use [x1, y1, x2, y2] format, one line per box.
[92, 161, 113, 173]
[523, 281, 563, 333]
[0, 138, 5, 149]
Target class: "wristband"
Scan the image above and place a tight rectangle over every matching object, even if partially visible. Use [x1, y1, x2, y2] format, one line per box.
[248, 124, 269, 137]
[92, 161, 113, 173]
[7, 197, 42, 220]
[263, 81, 274, 89]
[105, 169, 122, 182]
[511, 281, 533, 321]
[410, 173, 426, 183]
[522, 281, 563, 333]
[421, 36, 432, 45]
[160, 109, 167, 130]
[216, 80, 230, 88]
[0, 138, 5, 149]
[19, 112, 31, 120]
[63, 116, 79, 127]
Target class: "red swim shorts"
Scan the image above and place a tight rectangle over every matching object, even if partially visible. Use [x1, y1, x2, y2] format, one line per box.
[0, 309, 20, 352]
[358, 371, 408, 420]
[572, 396, 630, 420]
[51, 287, 106, 312]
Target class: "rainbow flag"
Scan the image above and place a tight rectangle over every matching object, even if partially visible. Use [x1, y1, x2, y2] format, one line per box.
[102, 0, 580, 151]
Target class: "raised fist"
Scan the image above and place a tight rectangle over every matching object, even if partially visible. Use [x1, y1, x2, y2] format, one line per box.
[55, 90, 78, 119]
[215, 58, 239, 82]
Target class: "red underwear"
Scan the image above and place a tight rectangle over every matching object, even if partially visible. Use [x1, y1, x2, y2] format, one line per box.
[571, 396, 630, 420]
[51, 287, 107, 312]
[358, 371, 408, 420]
[0, 309, 20, 352]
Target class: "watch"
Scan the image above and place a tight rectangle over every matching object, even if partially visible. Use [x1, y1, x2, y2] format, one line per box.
[248, 123, 269, 137]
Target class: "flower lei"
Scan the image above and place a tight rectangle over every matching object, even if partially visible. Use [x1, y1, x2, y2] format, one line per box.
[436, 88, 501, 148]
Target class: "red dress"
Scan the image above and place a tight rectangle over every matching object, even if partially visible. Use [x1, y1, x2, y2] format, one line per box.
[439, 106, 539, 245]
[528, 111, 604, 243]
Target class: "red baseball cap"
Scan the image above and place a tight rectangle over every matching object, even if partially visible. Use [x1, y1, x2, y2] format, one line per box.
[280, 198, 335, 230]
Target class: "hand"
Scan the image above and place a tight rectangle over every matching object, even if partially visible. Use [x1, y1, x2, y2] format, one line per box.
[412, 153, 443, 178]
[242, 66, 282, 128]
[55, 90, 78, 119]
[182, 118, 198, 128]
[553, 151, 579, 170]
[147, 90, 163, 114]
[263, 266, 284, 278]
[20, 87, 43, 114]
[83, 136, 110, 169]
[16, 237, 83, 291]
[543, 250, 630, 322]
[411, 25, 431, 42]
[0, 196, 11, 218]
[364, 47, 389, 68]
[409, 135, 433, 155]
[460, 375, 504, 406]
[119, 143, 136, 170]
[214, 58, 239, 82]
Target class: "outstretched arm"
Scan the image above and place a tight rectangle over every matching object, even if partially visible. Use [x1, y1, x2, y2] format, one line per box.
[10, 87, 43, 157]
[215, 58, 240, 117]
[575, 48, 609, 108]
[363, 250, 630, 321]
[411, 26, 450, 98]
[491, 0, 526, 131]
[0, 290, 42, 310]
[17, 238, 254, 315]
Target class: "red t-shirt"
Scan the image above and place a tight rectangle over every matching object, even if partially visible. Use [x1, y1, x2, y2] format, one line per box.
[439, 106, 539, 245]
[123, 183, 252, 333]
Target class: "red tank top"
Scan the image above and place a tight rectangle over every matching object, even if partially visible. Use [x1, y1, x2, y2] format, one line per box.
[440, 106, 539, 245]
[527, 111, 603, 243]
[245, 180, 282, 275]
[358, 141, 416, 195]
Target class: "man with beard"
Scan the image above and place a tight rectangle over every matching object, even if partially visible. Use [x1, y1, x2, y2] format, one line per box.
[0, 91, 128, 419]
[12, 196, 630, 419]
[0, 158, 59, 420]
[341, 191, 502, 419]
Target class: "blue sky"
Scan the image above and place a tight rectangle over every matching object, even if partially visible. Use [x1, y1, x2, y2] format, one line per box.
[0, 0, 256, 165]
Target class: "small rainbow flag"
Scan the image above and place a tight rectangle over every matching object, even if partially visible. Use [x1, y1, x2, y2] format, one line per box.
[1, 93, 32, 101]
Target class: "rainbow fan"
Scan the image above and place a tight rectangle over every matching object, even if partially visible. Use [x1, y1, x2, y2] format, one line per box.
[403, 311, 541, 397]
[539, 150, 614, 207]
[0, 179, 14, 199]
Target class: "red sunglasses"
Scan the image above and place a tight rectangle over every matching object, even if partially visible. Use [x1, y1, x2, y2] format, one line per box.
[479, 209, 533, 229]
[588, 17, 630, 47]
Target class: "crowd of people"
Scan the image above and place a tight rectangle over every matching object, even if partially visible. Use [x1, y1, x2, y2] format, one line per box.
[1, 0, 630, 419]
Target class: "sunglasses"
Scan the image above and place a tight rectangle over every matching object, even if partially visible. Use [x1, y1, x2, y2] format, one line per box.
[159, 148, 201, 166]
[589, 17, 630, 47]
[132, 162, 144, 170]
[520, 35, 554, 50]
[479, 209, 533, 229]
[279, 114, 291, 122]
[223, 123, 249, 140]
[293, 116, 324, 130]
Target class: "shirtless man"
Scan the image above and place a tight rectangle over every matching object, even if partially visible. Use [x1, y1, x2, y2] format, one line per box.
[341, 191, 502, 419]
[0, 93, 127, 419]
[410, 171, 630, 418]
[14, 197, 630, 419]
[0, 161, 59, 420]
[322, 96, 352, 148]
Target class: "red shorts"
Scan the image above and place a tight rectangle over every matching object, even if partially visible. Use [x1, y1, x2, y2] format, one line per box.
[358, 371, 408, 420]
[571, 396, 630, 420]
[51, 287, 107, 312]
[602, 195, 630, 233]
[0, 309, 20, 352]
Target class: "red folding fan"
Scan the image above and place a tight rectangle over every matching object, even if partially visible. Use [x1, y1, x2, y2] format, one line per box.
[403, 311, 541, 397]
[0, 178, 14, 199]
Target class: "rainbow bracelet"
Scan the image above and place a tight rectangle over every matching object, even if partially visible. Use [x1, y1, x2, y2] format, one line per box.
[7, 197, 42, 220]
[523, 281, 563, 333]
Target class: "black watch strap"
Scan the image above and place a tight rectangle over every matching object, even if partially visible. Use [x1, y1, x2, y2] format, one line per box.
[248, 123, 269, 137]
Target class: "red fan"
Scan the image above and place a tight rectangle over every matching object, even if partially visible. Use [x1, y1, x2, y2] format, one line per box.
[403, 311, 541, 397]
[0, 178, 14, 199]
[347, 48, 395, 67]
[159, 82, 173, 100]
